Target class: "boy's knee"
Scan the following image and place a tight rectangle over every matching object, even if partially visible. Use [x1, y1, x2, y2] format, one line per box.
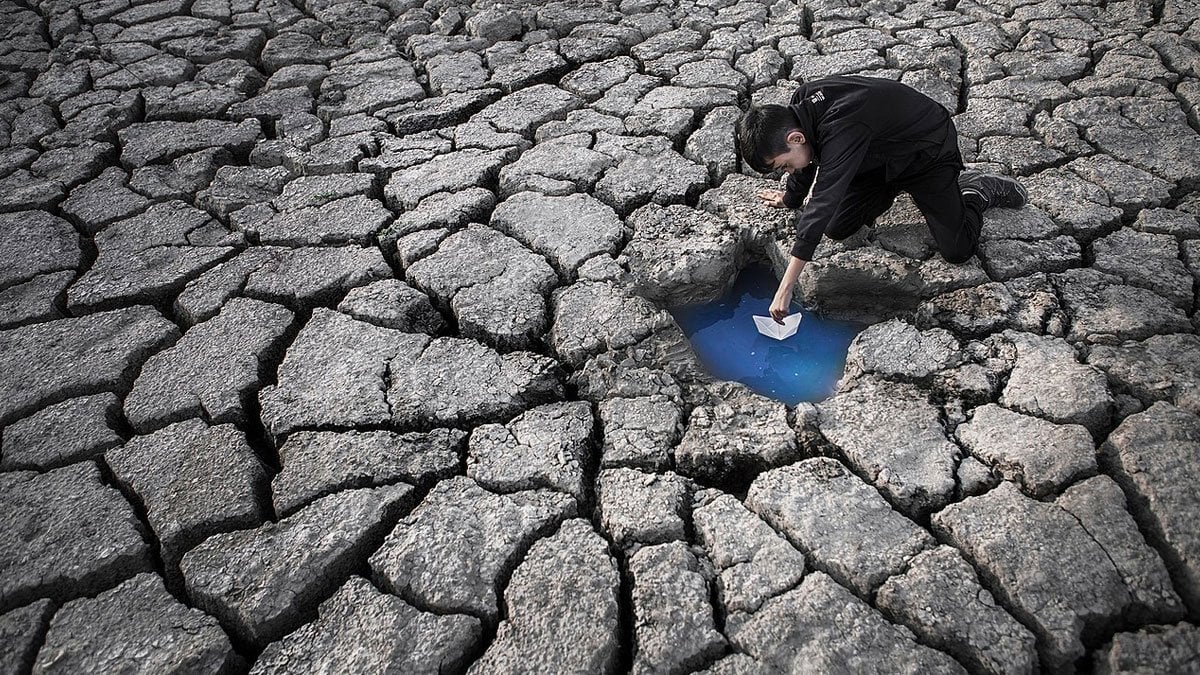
[826, 218, 869, 241]
[941, 248, 975, 264]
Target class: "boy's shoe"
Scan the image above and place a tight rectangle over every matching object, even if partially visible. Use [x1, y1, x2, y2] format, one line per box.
[959, 170, 1028, 210]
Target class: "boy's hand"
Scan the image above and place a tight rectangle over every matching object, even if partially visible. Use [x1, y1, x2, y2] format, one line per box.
[756, 189, 787, 208]
[770, 286, 793, 323]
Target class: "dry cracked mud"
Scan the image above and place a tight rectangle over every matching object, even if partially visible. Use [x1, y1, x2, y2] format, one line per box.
[2, 0, 1200, 672]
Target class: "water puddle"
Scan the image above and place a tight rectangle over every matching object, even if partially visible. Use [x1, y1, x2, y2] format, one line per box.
[670, 264, 865, 405]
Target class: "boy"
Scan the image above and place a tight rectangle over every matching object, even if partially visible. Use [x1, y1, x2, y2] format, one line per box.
[735, 75, 1028, 323]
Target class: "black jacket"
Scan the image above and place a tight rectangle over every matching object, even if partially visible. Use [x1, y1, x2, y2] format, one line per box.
[781, 76, 958, 260]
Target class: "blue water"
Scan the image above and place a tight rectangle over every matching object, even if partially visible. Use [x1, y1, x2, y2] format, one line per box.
[670, 265, 864, 405]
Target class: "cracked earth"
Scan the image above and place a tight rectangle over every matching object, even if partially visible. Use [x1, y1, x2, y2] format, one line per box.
[2, 0, 1200, 672]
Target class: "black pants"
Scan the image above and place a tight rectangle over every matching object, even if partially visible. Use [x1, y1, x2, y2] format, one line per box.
[824, 153, 983, 264]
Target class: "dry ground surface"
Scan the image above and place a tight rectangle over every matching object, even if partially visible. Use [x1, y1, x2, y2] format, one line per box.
[2, 0, 1200, 672]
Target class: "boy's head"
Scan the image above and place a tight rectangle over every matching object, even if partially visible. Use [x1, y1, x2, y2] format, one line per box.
[736, 104, 808, 174]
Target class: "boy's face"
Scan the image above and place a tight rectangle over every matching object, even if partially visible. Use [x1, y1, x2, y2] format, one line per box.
[766, 130, 813, 174]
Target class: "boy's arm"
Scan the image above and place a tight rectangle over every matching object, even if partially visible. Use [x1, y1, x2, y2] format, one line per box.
[772, 121, 872, 320]
[770, 256, 807, 322]
[789, 121, 873, 260]
[781, 165, 816, 208]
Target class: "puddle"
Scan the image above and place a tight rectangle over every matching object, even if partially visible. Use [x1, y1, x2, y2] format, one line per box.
[670, 264, 865, 405]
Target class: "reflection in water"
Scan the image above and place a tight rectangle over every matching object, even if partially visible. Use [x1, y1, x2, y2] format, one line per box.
[671, 264, 863, 405]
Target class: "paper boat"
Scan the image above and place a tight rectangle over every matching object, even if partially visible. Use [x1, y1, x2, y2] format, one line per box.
[753, 313, 803, 340]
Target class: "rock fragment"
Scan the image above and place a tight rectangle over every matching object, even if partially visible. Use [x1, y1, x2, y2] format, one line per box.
[1132, 207, 1200, 238]
[1102, 402, 1200, 615]
[685, 105, 740, 181]
[468, 520, 619, 674]
[798, 248, 921, 322]
[1053, 95, 1200, 189]
[385, 148, 510, 210]
[251, 576, 480, 674]
[197, 164, 288, 219]
[425, 52, 487, 95]
[106, 420, 268, 570]
[318, 55, 425, 119]
[595, 149, 709, 216]
[1053, 268, 1190, 344]
[381, 187, 495, 243]
[693, 491, 807, 625]
[1, 463, 150, 612]
[597, 468, 690, 549]
[980, 205, 1062, 241]
[955, 404, 1096, 497]
[497, 143, 613, 198]
[465, 8, 522, 41]
[0, 394, 122, 471]
[1092, 228, 1193, 310]
[467, 401, 592, 502]
[561, 57, 640, 100]
[999, 331, 1114, 434]
[1092, 622, 1200, 674]
[389, 337, 563, 428]
[0, 211, 81, 290]
[1017, 169, 1118, 237]
[469, 83, 582, 135]
[618, 203, 744, 306]
[182, 485, 413, 646]
[33, 573, 239, 673]
[0, 307, 178, 426]
[1057, 476, 1185, 624]
[259, 309, 431, 440]
[405, 225, 557, 350]
[727, 572, 965, 674]
[336, 279, 445, 334]
[67, 200, 241, 310]
[843, 319, 960, 383]
[629, 541, 726, 674]
[0, 271, 72, 329]
[818, 378, 959, 515]
[118, 119, 260, 168]
[0, 600, 54, 675]
[233, 194, 392, 247]
[490, 191, 625, 277]
[1088, 334, 1200, 416]
[125, 297, 295, 432]
[675, 383, 798, 485]
[978, 235, 1081, 281]
[876, 546, 1038, 675]
[598, 395, 683, 471]
[696, 173, 793, 249]
[175, 246, 391, 325]
[548, 281, 669, 367]
[746, 458, 935, 597]
[382, 90, 500, 135]
[0, 169, 63, 212]
[273, 429, 463, 517]
[915, 282, 1017, 338]
[369, 476, 575, 623]
[933, 480, 1177, 669]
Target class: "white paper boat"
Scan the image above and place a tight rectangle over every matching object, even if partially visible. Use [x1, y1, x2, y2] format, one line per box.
[753, 313, 803, 340]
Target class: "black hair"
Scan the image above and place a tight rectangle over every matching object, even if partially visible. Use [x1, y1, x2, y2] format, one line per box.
[735, 104, 796, 174]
